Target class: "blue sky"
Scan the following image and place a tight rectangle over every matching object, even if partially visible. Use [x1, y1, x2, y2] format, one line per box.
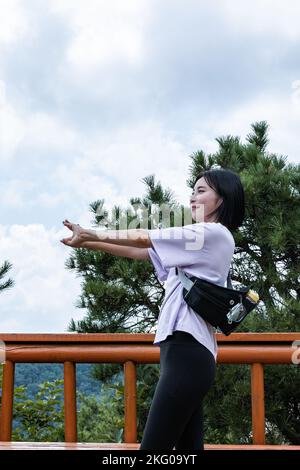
[1, 0, 300, 333]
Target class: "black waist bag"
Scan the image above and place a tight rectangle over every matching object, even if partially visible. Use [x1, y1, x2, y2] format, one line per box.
[175, 267, 260, 336]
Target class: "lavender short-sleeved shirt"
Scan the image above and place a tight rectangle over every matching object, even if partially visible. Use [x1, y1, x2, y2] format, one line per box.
[147, 222, 235, 361]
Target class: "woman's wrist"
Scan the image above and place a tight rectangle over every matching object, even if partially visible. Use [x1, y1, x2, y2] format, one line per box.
[80, 228, 99, 243]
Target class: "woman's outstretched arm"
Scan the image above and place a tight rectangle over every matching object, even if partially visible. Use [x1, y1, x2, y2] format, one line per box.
[80, 241, 150, 260]
[80, 227, 151, 248]
[61, 219, 152, 249]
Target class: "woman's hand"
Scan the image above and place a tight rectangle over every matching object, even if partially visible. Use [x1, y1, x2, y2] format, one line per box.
[60, 220, 85, 248]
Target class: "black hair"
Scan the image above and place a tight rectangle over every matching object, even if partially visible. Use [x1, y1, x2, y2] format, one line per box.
[193, 168, 245, 232]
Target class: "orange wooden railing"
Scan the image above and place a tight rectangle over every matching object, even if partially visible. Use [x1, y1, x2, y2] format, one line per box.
[0, 332, 299, 447]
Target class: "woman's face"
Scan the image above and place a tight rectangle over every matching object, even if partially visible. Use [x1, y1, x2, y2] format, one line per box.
[190, 176, 223, 223]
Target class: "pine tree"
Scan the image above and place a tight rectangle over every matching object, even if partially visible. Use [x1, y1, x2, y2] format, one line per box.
[0, 260, 14, 293]
[64, 121, 300, 444]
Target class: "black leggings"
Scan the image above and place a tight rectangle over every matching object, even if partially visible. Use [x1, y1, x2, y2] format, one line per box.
[139, 330, 216, 451]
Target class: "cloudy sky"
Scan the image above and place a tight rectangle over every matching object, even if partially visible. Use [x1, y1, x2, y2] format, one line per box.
[0, 0, 299, 333]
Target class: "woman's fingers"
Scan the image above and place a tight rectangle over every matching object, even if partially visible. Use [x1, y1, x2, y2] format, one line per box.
[63, 220, 73, 230]
[60, 235, 82, 248]
[60, 237, 72, 245]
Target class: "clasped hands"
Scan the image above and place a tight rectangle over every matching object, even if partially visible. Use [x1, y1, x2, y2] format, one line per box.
[60, 220, 85, 248]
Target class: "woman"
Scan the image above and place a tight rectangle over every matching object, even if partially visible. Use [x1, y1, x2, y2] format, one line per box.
[60, 168, 245, 451]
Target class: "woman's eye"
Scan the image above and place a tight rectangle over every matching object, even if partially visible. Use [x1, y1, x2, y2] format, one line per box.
[195, 190, 204, 193]
[192, 190, 204, 195]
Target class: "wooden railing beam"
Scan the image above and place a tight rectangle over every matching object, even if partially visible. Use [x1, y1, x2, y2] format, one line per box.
[2, 345, 295, 363]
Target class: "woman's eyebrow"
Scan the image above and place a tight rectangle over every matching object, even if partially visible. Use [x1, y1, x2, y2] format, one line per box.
[193, 186, 206, 190]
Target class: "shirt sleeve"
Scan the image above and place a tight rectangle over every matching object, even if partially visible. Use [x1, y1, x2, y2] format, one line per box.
[147, 247, 170, 281]
[147, 223, 207, 277]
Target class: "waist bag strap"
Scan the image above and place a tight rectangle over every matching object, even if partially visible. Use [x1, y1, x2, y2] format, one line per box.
[175, 267, 233, 290]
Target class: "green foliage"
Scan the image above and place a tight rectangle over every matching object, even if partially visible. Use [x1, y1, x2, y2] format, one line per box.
[204, 365, 252, 444]
[136, 364, 160, 442]
[204, 363, 300, 445]
[264, 365, 300, 444]
[1, 365, 125, 443]
[12, 379, 65, 441]
[77, 381, 124, 443]
[90, 363, 122, 383]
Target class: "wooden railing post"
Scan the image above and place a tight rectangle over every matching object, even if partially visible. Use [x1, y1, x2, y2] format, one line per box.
[64, 361, 77, 442]
[124, 360, 137, 443]
[0, 360, 15, 441]
[251, 362, 265, 445]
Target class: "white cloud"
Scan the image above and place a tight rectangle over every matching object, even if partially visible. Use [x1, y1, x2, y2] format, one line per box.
[291, 80, 300, 108]
[0, 81, 78, 162]
[186, 78, 300, 166]
[0, 80, 26, 161]
[36, 191, 70, 209]
[0, 80, 5, 106]
[53, 119, 189, 216]
[0, 0, 29, 45]
[220, 0, 300, 39]
[50, 0, 148, 70]
[23, 112, 79, 152]
[1, 179, 36, 209]
[0, 224, 84, 333]
[1, 0, 300, 333]
[209, 89, 300, 164]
